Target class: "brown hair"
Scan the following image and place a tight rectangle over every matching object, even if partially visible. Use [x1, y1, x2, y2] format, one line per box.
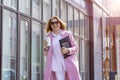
[46, 16, 66, 33]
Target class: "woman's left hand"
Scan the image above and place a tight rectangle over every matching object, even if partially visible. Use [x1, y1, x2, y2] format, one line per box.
[61, 47, 69, 54]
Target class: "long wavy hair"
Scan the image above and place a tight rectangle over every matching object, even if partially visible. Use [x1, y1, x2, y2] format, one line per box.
[46, 16, 67, 33]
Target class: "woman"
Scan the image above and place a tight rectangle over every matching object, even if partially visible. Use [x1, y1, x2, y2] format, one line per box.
[44, 16, 81, 80]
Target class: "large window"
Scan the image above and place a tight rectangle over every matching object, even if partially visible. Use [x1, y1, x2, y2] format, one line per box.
[19, 0, 30, 15]
[84, 16, 90, 80]
[32, 0, 41, 20]
[2, 9, 17, 80]
[43, 0, 51, 22]
[20, 19, 30, 80]
[31, 21, 41, 80]
[79, 12, 86, 80]
[3, 0, 17, 10]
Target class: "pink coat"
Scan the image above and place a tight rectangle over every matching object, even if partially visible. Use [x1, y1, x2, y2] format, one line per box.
[44, 30, 81, 80]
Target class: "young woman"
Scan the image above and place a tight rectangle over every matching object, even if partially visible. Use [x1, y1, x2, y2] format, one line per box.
[44, 16, 81, 80]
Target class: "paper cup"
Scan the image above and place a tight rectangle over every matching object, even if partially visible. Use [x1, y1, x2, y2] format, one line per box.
[46, 37, 51, 47]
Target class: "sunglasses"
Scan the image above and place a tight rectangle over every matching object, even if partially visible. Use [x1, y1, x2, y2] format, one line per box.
[50, 21, 59, 25]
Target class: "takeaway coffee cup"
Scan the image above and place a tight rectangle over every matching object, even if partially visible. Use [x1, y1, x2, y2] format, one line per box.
[46, 37, 51, 47]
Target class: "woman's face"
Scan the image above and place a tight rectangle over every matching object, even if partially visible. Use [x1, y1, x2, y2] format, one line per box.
[50, 18, 61, 32]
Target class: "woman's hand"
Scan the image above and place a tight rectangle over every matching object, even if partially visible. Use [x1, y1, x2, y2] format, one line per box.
[44, 40, 49, 51]
[44, 47, 49, 51]
[61, 47, 69, 54]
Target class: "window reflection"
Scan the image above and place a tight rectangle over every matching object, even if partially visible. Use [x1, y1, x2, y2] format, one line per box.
[80, 13, 84, 38]
[74, 8, 79, 37]
[19, 0, 30, 15]
[80, 40, 85, 80]
[74, 36, 79, 59]
[43, 25, 47, 73]
[84, 41, 90, 80]
[84, 16, 89, 40]
[32, 0, 41, 20]
[74, 9, 79, 64]
[32, 21, 41, 80]
[3, 0, 17, 10]
[68, 5, 73, 33]
[43, 0, 51, 22]
[2, 9, 17, 80]
[79, 12, 87, 80]
[52, 0, 59, 16]
[61, 0, 67, 23]
[20, 20, 29, 80]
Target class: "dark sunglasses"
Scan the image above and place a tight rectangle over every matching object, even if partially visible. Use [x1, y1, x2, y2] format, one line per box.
[50, 21, 59, 25]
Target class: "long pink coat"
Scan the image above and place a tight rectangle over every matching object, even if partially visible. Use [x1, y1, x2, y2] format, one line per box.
[44, 30, 81, 80]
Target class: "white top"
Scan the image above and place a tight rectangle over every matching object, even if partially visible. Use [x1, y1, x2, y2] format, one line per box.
[51, 32, 66, 72]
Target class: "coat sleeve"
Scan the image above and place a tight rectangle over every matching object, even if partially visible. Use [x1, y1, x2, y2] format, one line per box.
[67, 31, 79, 55]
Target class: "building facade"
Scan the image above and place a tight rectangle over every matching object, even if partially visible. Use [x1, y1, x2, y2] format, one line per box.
[0, 0, 119, 80]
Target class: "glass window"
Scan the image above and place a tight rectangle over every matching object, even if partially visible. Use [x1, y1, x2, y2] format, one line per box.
[74, 9, 79, 61]
[80, 13, 84, 38]
[52, 0, 59, 17]
[19, 0, 30, 15]
[80, 0, 86, 8]
[84, 16, 89, 40]
[32, 0, 41, 20]
[43, 0, 51, 22]
[68, 5, 73, 33]
[79, 39, 85, 80]
[3, 0, 17, 10]
[61, 0, 67, 23]
[84, 16, 90, 80]
[20, 20, 29, 80]
[79, 12, 89, 80]
[84, 41, 90, 80]
[2, 9, 17, 80]
[31, 21, 41, 80]
[74, 8, 79, 37]
[43, 24, 47, 73]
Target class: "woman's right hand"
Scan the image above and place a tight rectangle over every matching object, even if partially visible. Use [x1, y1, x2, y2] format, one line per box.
[44, 47, 49, 51]
[44, 40, 49, 51]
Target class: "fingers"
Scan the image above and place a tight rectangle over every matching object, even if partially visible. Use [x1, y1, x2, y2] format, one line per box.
[61, 47, 69, 54]
[44, 40, 49, 51]
[44, 47, 49, 51]
[44, 40, 48, 47]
